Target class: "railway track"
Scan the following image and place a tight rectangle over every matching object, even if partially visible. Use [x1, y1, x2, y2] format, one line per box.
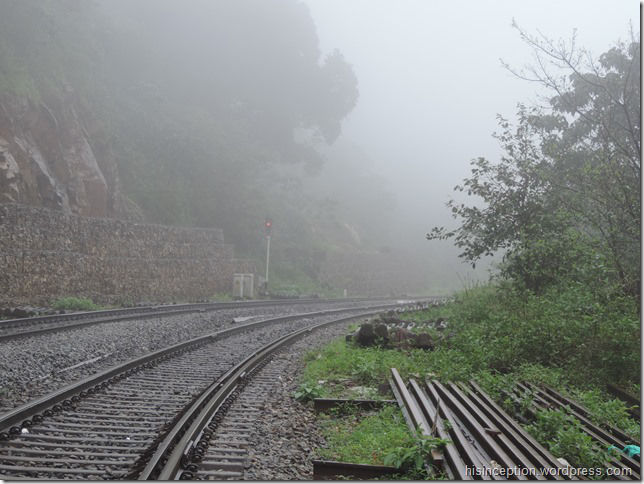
[0, 297, 414, 342]
[0, 302, 414, 480]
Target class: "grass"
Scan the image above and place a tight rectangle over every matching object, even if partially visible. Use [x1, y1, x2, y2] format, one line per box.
[300, 337, 487, 399]
[299, 282, 640, 476]
[316, 405, 413, 466]
[51, 297, 103, 311]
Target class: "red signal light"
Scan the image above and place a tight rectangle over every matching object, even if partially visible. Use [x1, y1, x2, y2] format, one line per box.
[264, 218, 273, 236]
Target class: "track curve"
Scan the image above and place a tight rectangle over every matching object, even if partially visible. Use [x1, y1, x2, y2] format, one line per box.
[0, 302, 418, 480]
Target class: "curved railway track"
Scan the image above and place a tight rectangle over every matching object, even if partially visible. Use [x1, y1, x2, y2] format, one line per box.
[0, 297, 416, 342]
[0, 302, 416, 480]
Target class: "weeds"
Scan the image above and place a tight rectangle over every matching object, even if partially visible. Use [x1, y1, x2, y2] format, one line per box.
[384, 430, 451, 479]
[51, 297, 102, 311]
[526, 408, 611, 475]
[293, 382, 324, 402]
[303, 281, 639, 477]
[572, 389, 640, 438]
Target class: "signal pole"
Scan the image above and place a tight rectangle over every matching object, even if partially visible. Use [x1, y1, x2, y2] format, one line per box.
[264, 218, 272, 294]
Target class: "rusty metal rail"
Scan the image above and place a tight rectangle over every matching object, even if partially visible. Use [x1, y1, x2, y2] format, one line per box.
[390, 369, 583, 480]
[312, 460, 399, 480]
[513, 382, 640, 480]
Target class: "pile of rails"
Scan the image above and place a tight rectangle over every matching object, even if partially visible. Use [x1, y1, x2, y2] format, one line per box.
[510, 382, 640, 479]
[390, 369, 640, 480]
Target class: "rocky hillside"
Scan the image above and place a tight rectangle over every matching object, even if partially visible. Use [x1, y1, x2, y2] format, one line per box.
[0, 88, 138, 219]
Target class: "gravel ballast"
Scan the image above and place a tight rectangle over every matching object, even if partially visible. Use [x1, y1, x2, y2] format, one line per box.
[0, 301, 393, 414]
[244, 317, 369, 480]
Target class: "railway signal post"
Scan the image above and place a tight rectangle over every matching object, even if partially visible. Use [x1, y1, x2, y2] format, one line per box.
[264, 218, 272, 293]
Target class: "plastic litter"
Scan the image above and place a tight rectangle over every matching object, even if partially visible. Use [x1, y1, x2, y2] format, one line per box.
[623, 445, 640, 458]
[608, 444, 640, 458]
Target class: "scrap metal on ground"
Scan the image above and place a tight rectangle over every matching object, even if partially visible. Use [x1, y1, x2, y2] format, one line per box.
[389, 368, 640, 480]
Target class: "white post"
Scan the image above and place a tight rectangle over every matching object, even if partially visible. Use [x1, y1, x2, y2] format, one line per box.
[265, 235, 271, 292]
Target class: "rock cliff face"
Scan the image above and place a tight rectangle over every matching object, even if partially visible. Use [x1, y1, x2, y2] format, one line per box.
[0, 88, 136, 219]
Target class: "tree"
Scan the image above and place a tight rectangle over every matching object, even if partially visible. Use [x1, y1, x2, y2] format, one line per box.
[428, 28, 640, 295]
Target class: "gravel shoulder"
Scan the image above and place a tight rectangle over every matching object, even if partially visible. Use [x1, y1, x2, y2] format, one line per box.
[244, 318, 363, 480]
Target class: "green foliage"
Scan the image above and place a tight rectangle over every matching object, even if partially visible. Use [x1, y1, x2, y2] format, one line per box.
[303, 280, 638, 394]
[428, 32, 640, 296]
[293, 382, 324, 402]
[317, 405, 413, 467]
[51, 297, 102, 311]
[572, 389, 640, 438]
[351, 357, 380, 384]
[526, 408, 611, 474]
[302, 286, 639, 476]
[443, 282, 639, 387]
[384, 430, 450, 479]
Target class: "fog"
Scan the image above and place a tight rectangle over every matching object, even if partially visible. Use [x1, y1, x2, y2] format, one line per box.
[0, 0, 638, 296]
[305, 0, 638, 290]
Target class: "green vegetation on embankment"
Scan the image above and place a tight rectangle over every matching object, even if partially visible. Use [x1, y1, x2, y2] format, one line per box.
[51, 297, 104, 312]
[298, 281, 640, 478]
[316, 405, 412, 466]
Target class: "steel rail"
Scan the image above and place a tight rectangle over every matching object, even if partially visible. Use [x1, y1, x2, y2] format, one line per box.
[389, 368, 467, 480]
[139, 310, 387, 480]
[465, 381, 568, 479]
[388, 370, 596, 480]
[0, 302, 409, 437]
[408, 379, 468, 480]
[0, 296, 419, 342]
[519, 383, 640, 478]
[509, 383, 639, 480]
[423, 380, 501, 480]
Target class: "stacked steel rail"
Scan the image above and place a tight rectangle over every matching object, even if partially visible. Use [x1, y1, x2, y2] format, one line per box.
[511, 382, 640, 479]
[390, 369, 579, 480]
[0, 296, 417, 342]
[390, 369, 640, 480]
[0, 303, 412, 479]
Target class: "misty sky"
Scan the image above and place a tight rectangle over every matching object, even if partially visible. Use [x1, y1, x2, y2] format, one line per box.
[304, 0, 638, 286]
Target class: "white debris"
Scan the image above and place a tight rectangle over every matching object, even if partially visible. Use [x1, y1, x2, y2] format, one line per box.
[233, 316, 256, 323]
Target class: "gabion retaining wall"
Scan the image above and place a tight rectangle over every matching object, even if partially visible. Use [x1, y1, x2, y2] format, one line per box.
[0, 203, 251, 305]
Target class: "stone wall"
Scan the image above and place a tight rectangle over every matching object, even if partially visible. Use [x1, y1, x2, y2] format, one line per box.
[0, 203, 253, 305]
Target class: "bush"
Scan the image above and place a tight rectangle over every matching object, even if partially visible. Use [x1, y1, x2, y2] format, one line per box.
[51, 297, 102, 311]
[573, 389, 640, 438]
[445, 282, 639, 387]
